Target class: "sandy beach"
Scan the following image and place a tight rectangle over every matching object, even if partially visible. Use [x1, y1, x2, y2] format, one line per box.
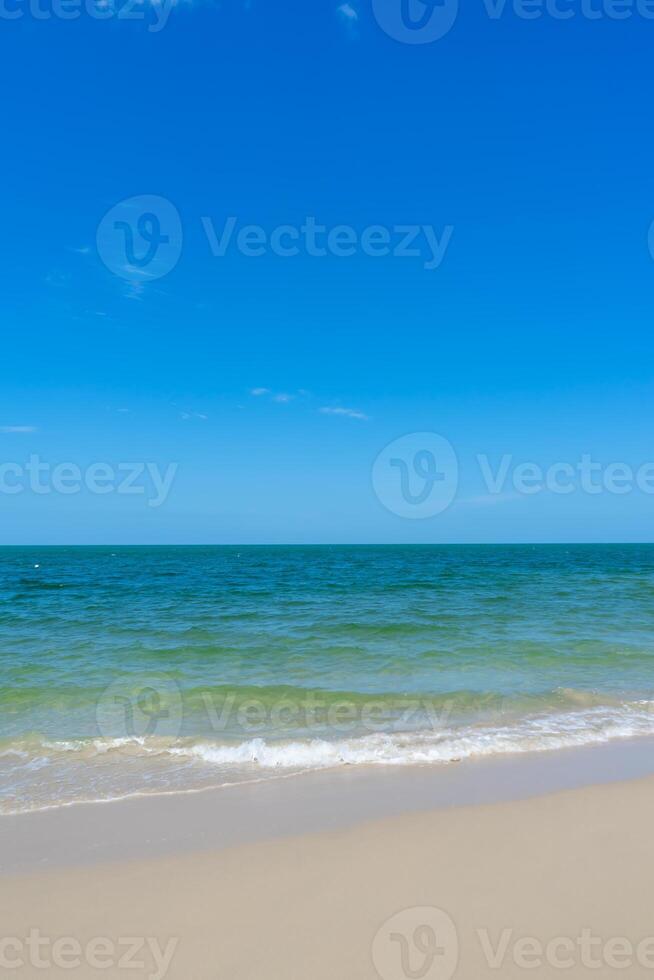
[3, 743, 654, 979]
[4, 0, 652, 960]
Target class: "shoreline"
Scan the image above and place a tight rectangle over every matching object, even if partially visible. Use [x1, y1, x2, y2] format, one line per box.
[4, 733, 654, 874]
[3, 760, 654, 977]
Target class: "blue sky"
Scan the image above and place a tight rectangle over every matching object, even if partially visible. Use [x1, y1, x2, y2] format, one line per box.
[1, 0, 654, 543]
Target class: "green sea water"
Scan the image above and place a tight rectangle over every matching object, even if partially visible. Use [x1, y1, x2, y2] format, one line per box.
[2, 544, 654, 813]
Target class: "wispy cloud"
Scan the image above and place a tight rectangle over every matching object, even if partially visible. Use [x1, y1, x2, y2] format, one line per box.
[123, 280, 145, 301]
[337, 2, 357, 20]
[44, 272, 71, 288]
[336, 2, 359, 37]
[319, 406, 369, 421]
[249, 387, 294, 403]
[0, 426, 37, 434]
[251, 388, 366, 418]
[181, 411, 208, 421]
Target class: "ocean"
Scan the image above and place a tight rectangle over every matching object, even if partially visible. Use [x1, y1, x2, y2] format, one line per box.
[2, 544, 654, 814]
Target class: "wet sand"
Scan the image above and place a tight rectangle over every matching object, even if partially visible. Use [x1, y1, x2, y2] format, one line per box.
[3, 740, 654, 978]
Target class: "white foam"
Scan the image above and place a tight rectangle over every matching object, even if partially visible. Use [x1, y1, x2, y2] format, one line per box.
[3, 701, 654, 816]
[5, 702, 654, 780]
[166, 702, 654, 770]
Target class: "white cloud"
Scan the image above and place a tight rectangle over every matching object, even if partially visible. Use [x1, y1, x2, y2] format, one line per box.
[319, 406, 369, 421]
[337, 1, 359, 36]
[181, 411, 208, 421]
[250, 389, 365, 417]
[44, 272, 70, 288]
[250, 388, 294, 403]
[337, 2, 358, 20]
[123, 280, 145, 301]
[0, 426, 37, 434]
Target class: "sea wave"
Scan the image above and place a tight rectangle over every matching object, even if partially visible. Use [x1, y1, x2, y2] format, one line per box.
[165, 701, 654, 768]
[3, 699, 654, 772]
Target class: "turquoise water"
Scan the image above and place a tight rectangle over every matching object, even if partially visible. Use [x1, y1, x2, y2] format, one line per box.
[2, 544, 654, 813]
